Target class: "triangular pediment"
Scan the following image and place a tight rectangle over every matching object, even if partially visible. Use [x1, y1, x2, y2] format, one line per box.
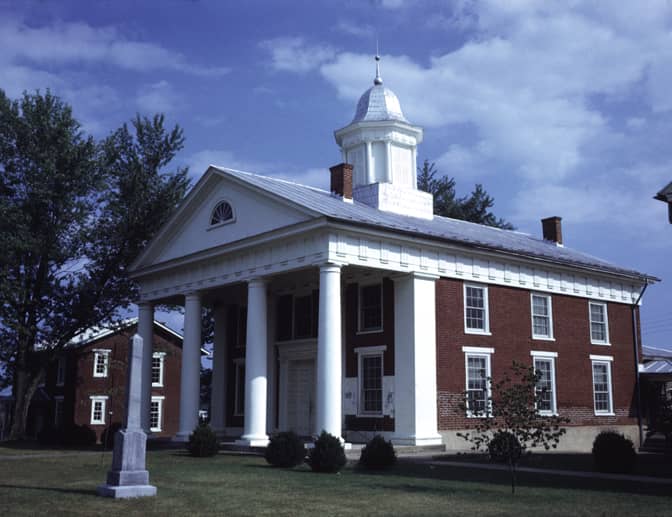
[132, 167, 318, 270]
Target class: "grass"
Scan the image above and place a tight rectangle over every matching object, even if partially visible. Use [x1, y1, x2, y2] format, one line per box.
[0, 449, 670, 516]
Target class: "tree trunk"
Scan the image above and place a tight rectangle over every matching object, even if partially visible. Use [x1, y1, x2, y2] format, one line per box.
[8, 368, 42, 440]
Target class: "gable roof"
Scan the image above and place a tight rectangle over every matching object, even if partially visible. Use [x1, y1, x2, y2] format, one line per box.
[211, 166, 655, 283]
[654, 181, 672, 202]
[67, 319, 183, 349]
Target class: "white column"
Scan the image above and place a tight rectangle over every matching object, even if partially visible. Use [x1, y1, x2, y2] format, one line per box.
[138, 302, 154, 433]
[411, 147, 418, 188]
[239, 278, 269, 446]
[392, 273, 442, 445]
[385, 141, 392, 183]
[210, 304, 228, 435]
[365, 141, 374, 184]
[316, 264, 343, 439]
[176, 292, 202, 441]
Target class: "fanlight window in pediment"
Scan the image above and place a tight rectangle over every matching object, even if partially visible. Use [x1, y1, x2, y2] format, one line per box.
[210, 201, 234, 226]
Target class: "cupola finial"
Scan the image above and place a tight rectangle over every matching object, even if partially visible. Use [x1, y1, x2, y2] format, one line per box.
[374, 41, 382, 85]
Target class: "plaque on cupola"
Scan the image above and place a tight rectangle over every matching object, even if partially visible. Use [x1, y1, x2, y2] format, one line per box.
[334, 55, 433, 220]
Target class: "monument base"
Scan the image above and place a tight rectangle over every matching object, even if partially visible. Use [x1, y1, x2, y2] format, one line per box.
[97, 484, 157, 499]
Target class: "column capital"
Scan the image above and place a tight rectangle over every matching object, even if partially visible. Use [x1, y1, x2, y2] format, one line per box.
[319, 262, 346, 273]
[247, 277, 268, 288]
[138, 301, 154, 311]
[184, 291, 201, 302]
[390, 271, 439, 283]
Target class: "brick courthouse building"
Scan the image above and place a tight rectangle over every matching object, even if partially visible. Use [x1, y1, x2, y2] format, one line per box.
[128, 58, 656, 450]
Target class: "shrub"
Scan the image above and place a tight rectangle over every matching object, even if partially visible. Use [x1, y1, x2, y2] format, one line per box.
[265, 431, 306, 468]
[359, 435, 397, 470]
[592, 431, 636, 473]
[62, 424, 97, 447]
[307, 431, 347, 473]
[488, 431, 523, 465]
[187, 423, 219, 457]
[101, 422, 122, 448]
[37, 426, 63, 446]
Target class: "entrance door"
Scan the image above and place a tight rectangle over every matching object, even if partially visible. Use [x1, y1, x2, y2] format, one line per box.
[287, 359, 315, 436]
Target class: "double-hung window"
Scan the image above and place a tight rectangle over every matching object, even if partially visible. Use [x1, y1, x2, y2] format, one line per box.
[531, 294, 553, 340]
[356, 347, 385, 416]
[152, 352, 165, 387]
[591, 355, 614, 415]
[150, 396, 164, 432]
[90, 396, 108, 425]
[359, 284, 383, 332]
[93, 350, 110, 378]
[589, 302, 609, 345]
[464, 284, 490, 334]
[531, 351, 557, 415]
[463, 347, 493, 416]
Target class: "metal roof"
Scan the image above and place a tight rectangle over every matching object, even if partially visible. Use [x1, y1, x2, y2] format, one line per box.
[352, 85, 408, 124]
[641, 359, 672, 375]
[213, 167, 654, 281]
[67, 319, 183, 348]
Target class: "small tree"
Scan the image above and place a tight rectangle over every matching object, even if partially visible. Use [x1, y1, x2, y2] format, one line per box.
[458, 361, 569, 493]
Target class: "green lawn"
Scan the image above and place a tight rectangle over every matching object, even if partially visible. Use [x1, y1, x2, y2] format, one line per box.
[0, 450, 670, 516]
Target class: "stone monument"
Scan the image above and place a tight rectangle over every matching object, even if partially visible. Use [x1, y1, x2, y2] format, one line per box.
[97, 333, 157, 498]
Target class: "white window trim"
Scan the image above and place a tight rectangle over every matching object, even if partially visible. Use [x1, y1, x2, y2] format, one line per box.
[531, 353, 558, 416]
[56, 357, 66, 386]
[207, 198, 236, 230]
[464, 347, 494, 417]
[152, 352, 166, 387]
[591, 358, 615, 416]
[531, 293, 555, 341]
[92, 349, 111, 378]
[150, 396, 165, 432]
[464, 283, 491, 335]
[357, 282, 384, 334]
[233, 358, 245, 417]
[89, 395, 109, 425]
[589, 301, 610, 346]
[356, 346, 386, 417]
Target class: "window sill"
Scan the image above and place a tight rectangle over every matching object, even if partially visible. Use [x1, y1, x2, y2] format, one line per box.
[152, 383, 164, 388]
[357, 413, 385, 418]
[90, 422, 105, 426]
[537, 411, 559, 417]
[466, 413, 491, 419]
[207, 218, 236, 231]
[532, 336, 555, 342]
[356, 329, 384, 336]
[465, 329, 492, 336]
[150, 427, 162, 433]
[591, 342, 611, 346]
[594, 412, 615, 416]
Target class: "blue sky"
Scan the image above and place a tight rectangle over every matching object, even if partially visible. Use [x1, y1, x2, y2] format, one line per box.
[2, 0, 671, 351]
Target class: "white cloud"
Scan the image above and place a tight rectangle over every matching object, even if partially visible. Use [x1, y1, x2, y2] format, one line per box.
[334, 21, 375, 38]
[136, 81, 181, 114]
[260, 37, 336, 73]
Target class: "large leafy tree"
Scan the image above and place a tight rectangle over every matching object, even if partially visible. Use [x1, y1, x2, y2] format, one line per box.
[417, 159, 514, 229]
[0, 90, 190, 439]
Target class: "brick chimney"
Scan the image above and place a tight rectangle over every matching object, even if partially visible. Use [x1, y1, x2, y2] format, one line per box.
[541, 216, 563, 245]
[329, 163, 353, 200]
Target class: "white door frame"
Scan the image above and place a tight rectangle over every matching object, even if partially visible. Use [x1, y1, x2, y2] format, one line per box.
[277, 341, 317, 433]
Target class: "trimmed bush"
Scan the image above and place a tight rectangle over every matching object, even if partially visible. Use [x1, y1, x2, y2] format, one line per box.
[37, 426, 63, 446]
[307, 431, 347, 473]
[265, 431, 306, 468]
[101, 422, 122, 448]
[488, 431, 523, 464]
[592, 431, 637, 473]
[187, 423, 219, 457]
[359, 435, 397, 470]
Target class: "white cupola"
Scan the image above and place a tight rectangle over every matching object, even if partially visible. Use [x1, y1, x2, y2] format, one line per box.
[334, 55, 433, 219]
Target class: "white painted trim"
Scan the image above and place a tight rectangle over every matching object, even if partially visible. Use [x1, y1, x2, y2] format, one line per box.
[462, 346, 495, 354]
[207, 198, 236, 230]
[530, 350, 558, 358]
[357, 349, 385, 417]
[591, 359, 614, 415]
[589, 354, 614, 361]
[531, 293, 554, 340]
[532, 355, 558, 416]
[464, 350, 492, 418]
[354, 345, 387, 354]
[463, 283, 490, 334]
[92, 350, 111, 378]
[152, 352, 165, 387]
[150, 396, 164, 432]
[89, 396, 108, 425]
[589, 301, 610, 345]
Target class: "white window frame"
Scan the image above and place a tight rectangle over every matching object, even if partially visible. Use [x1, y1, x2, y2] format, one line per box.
[589, 301, 610, 345]
[151, 352, 166, 387]
[89, 395, 109, 425]
[54, 396, 64, 428]
[531, 351, 558, 416]
[207, 199, 236, 229]
[464, 284, 491, 335]
[92, 349, 111, 378]
[355, 346, 386, 417]
[357, 282, 384, 334]
[463, 346, 494, 417]
[233, 359, 245, 417]
[56, 357, 66, 386]
[531, 293, 554, 340]
[590, 355, 614, 415]
[150, 396, 164, 432]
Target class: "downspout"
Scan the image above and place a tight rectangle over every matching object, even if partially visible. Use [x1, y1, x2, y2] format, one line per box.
[631, 281, 649, 449]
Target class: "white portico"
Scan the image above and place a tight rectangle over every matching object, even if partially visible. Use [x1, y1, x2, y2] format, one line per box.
[128, 57, 443, 446]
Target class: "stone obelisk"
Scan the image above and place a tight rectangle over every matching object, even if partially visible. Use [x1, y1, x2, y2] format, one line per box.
[97, 333, 157, 498]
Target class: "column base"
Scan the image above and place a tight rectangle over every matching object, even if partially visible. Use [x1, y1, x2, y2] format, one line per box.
[236, 435, 269, 447]
[391, 434, 444, 446]
[97, 484, 157, 499]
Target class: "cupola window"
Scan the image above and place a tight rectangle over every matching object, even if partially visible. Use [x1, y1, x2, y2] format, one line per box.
[210, 201, 234, 226]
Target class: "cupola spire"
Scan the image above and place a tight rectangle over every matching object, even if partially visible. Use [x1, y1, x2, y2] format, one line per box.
[374, 54, 382, 85]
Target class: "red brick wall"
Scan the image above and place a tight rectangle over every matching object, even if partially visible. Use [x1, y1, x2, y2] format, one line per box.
[71, 325, 182, 441]
[436, 278, 638, 430]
